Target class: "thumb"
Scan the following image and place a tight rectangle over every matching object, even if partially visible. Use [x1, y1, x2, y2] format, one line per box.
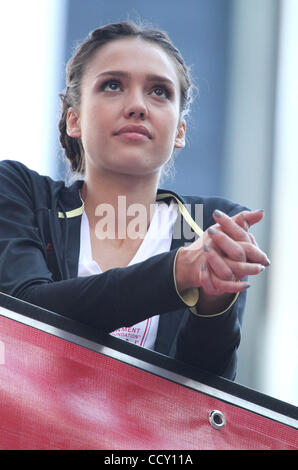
[233, 209, 264, 230]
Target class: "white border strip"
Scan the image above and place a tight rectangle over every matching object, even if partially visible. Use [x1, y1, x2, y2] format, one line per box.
[0, 306, 297, 430]
[262, 0, 298, 406]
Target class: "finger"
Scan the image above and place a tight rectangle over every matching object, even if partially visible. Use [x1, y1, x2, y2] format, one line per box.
[240, 242, 271, 266]
[210, 212, 260, 247]
[232, 212, 251, 232]
[206, 227, 246, 262]
[233, 211, 263, 247]
[208, 270, 250, 294]
[200, 261, 221, 296]
[204, 244, 235, 281]
[224, 258, 266, 279]
[247, 232, 259, 247]
[213, 210, 251, 243]
[208, 225, 270, 266]
[239, 213, 249, 231]
[210, 222, 258, 247]
[232, 209, 264, 230]
[200, 257, 250, 295]
[206, 244, 267, 280]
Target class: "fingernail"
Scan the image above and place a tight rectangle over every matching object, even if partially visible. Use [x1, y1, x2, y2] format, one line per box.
[207, 227, 216, 235]
[204, 244, 211, 252]
[242, 284, 251, 290]
[214, 209, 223, 218]
[260, 265, 266, 272]
[201, 263, 206, 272]
[265, 258, 271, 266]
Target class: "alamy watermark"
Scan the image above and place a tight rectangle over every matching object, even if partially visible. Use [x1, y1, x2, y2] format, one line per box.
[92, 196, 203, 242]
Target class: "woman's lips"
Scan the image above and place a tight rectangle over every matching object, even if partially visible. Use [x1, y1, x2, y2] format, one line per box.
[114, 125, 152, 141]
[115, 132, 150, 142]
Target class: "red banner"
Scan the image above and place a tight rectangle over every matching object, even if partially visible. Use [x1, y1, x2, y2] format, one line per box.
[0, 311, 297, 450]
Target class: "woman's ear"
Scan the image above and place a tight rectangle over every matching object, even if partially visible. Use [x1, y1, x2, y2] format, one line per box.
[66, 107, 81, 138]
[174, 120, 186, 149]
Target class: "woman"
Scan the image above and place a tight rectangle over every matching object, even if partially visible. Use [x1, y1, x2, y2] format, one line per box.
[0, 21, 269, 379]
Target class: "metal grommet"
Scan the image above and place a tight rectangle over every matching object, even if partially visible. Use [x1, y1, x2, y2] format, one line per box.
[209, 410, 226, 429]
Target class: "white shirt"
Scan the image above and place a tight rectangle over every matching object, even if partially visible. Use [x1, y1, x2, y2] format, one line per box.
[78, 200, 178, 350]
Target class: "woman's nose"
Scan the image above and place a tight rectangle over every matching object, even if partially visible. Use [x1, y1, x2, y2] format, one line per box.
[123, 91, 148, 120]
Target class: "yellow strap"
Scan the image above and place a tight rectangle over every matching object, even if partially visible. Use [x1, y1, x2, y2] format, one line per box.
[58, 197, 84, 219]
[58, 204, 84, 219]
[156, 193, 204, 238]
[58, 192, 204, 240]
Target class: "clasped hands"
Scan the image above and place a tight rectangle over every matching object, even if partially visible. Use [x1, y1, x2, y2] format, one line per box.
[175, 209, 270, 298]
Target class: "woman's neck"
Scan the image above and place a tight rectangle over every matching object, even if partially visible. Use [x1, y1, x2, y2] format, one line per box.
[81, 167, 160, 239]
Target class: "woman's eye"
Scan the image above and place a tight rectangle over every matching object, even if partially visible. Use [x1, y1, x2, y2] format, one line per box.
[101, 80, 121, 92]
[152, 86, 170, 99]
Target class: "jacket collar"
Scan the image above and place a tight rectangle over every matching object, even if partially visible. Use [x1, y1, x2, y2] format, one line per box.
[58, 184, 203, 240]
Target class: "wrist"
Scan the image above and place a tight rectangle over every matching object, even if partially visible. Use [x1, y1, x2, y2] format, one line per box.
[174, 247, 191, 293]
[173, 248, 199, 307]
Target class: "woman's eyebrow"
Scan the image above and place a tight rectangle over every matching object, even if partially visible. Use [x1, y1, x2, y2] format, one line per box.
[95, 70, 175, 86]
[146, 74, 175, 86]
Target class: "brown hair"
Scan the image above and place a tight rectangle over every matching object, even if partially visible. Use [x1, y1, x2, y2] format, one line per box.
[59, 21, 196, 175]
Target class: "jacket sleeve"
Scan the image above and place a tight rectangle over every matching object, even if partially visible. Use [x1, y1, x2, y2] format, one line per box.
[0, 161, 186, 332]
[174, 290, 246, 380]
[174, 198, 249, 380]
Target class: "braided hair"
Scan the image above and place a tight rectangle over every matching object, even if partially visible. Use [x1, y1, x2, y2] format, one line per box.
[59, 21, 196, 176]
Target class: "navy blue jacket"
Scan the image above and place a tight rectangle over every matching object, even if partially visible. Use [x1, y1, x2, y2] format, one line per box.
[0, 160, 248, 379]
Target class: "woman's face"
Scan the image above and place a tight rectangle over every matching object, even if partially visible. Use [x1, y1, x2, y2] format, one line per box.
[67, 37, 186, 178]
